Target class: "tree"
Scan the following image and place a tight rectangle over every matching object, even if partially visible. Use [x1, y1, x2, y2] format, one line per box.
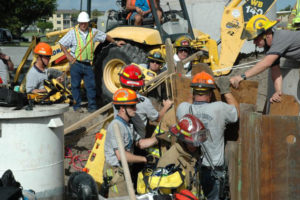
[92, 9, 104, 18]
[280, 5, 292, 11]
[0, 0, 56, 36]
[37, 21, 53, 33]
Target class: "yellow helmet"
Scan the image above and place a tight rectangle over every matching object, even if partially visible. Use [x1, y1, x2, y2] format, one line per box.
[241, 15, 278, 41]
[147, 50, 165, 63]
[174, 35, 192, 48]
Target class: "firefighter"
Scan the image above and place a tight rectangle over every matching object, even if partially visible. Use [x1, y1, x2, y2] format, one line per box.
[144, 49, 166, 75]
[176, 72, 239, 200]
[140, 49, 167, 101]
[103, 88, 158, 197]
[156, 113, 208, 198]
[26, 42, 63, 94]
[59, 11, 125, 113]
[174, 35, 193, 76]
[118, 64, 173, 138]
[229, 14, 300, 103]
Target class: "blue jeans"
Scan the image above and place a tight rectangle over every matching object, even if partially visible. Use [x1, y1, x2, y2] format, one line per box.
[70, 62, 97, 111]
[201, 167, 223, 200]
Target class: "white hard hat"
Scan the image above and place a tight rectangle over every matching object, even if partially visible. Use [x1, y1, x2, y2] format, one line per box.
[77, 11, 90, 23]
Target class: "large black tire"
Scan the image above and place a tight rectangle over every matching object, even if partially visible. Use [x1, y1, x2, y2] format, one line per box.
[94, 43, 147, 106]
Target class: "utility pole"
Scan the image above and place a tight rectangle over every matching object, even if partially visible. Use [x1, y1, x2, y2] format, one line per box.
[87, 0, 91, 17]
[80, 0, 83, 12]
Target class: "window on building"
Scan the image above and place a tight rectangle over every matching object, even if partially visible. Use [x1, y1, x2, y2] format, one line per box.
[63, 14, 70, 19]
[63, 20, 69, 25]
[57, 14, 61, 18]
[57, 21, 61, 24]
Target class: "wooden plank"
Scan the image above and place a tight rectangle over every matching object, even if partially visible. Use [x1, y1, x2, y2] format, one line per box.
[171, 73, 193, 111]
[269, 95, 300, 116]
[230, 80, 258, 105]
[239, 111, 300, 200]
[260, 116, 300, 199]
[240, 111, 263, 200]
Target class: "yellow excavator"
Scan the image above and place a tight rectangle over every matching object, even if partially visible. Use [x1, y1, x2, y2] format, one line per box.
[13, 0, 277, 104]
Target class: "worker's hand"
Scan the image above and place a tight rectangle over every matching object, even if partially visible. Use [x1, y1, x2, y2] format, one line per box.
[146, 154, 159, 166]
[0, 53, 10, 61]
[136, 7, 143, 14]
[116, 40, 126, 47]
[216, 76, 231, 95]
[270, 91, 282, 103]
[230, 75, 243, 89]
[68, 56, 76, 64]
[163, 99, 173, 110]
[56, 75, 64, 83]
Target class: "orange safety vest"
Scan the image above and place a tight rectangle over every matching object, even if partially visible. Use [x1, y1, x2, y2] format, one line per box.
[126, 0, 151, 20]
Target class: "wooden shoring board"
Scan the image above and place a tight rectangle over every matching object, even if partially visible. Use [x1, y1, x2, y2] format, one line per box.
[269, 94, 300, 116]
[239, 111, 300, 199]
[227, 104, 255, 200]
[171, 72, 259, 110]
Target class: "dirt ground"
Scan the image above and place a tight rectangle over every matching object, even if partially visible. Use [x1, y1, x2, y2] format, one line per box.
[62, 54, 269, 198]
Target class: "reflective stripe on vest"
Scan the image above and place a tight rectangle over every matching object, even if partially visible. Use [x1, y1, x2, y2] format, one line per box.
[146, 147, 161, 158]
[75, 28, 94, 61]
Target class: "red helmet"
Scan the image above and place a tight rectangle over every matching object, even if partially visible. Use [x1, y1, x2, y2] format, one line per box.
[119, 64, 145, 88]
[170, 114, 209, 146]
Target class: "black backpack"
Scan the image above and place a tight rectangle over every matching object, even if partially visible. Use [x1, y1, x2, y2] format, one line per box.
[0, 170, 23, 200]
[0, 87, 28, 109]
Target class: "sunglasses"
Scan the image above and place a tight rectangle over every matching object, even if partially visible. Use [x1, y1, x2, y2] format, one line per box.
[150, 60, 162, 64]
[178, 48, 190, 53]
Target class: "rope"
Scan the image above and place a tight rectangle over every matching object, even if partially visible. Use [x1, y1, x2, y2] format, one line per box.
[212, 59, 261, 73]
[64, 146, 90, 171]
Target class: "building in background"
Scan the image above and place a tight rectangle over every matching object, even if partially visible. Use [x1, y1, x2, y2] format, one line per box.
[48, 10, 79, 31]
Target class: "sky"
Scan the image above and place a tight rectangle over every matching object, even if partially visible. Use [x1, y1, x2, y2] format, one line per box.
[57, 0, 296, 11]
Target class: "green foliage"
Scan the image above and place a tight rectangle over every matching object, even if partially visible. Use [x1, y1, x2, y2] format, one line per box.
[280, 5, 292, 11]
[92, 9, 104, 18]
[0, 0, 56, 36]
[37, 21, 53, 33]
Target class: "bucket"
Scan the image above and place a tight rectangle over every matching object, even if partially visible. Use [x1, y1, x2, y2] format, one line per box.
[0, 104, 69, 199]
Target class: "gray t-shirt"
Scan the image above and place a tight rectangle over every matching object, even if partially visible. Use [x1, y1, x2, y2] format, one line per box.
[26, 66, 62, 93]
[104, 116, 141, 166]
[267, 30, 300, 62]
[176, 101, 238, 167]
[0, 59, 9, 85]
[113, 93, 159, 138]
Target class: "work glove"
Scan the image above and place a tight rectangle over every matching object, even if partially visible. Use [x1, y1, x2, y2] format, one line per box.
[216, 76, 231, 95]
[146, 154, 159, 167]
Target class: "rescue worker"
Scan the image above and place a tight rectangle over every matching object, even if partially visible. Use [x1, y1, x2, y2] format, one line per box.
[140, 50, 167, 101]
[26, 42, 63, 93]
[59, 11, 125, 113]
[0, 48, 14, 86]
[126, 0, 162, 26]
[104, 88, 158, 197]
[176, 72, 239, 200]
[174, 35, 193, 77]
[142, 49, 166, 74]
[119, 64, 173, 138]
[229, 14, 300, 103]
[156, 114, 208, 198]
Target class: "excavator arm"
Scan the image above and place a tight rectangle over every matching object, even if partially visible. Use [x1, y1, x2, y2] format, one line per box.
[213, 0, 277, 76]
